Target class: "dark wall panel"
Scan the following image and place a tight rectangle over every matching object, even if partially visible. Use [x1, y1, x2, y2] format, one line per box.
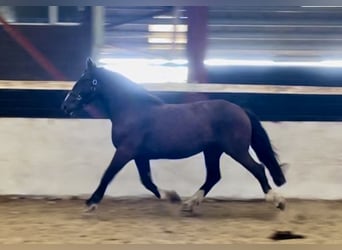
[0, 89, 341, 122]
[0, 13, 91, 81]
[207, 66, 342, 87]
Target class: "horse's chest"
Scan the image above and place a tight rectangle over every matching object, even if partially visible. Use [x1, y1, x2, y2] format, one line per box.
[111, 123, 144, 147]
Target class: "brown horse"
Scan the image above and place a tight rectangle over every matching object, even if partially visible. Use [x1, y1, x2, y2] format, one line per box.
[61, 58, 286, 213]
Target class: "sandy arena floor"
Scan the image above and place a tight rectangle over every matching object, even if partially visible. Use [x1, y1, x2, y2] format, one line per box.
[0, 196, 342, 244]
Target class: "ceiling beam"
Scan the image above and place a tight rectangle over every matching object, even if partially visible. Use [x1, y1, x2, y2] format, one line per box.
[4, 0, 342, 7]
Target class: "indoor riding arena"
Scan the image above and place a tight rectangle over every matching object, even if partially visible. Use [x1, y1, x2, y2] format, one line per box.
[0, 2, 342, 245]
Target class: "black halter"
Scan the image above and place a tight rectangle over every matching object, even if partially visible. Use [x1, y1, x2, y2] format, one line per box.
[90, 78, 98, 92]
[68, 78, 98, 104]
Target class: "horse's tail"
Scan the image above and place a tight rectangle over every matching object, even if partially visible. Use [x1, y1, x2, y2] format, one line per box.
[245, 109, 286, 187]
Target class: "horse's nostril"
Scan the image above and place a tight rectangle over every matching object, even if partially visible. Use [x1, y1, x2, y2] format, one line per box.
[61, 103, 68, 113]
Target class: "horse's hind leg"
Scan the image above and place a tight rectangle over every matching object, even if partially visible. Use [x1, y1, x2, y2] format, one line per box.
[230, 151, 286, 210]
[135, 157, 181, 203]
[182, 148, 222, 213]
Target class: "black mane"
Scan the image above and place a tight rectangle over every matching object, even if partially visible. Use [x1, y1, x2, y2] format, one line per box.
[96, 67, 164, 106]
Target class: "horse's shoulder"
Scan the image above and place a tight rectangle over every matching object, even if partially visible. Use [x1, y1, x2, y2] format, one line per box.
[192, 99, 232, 108]
[210, 99, 231, 104]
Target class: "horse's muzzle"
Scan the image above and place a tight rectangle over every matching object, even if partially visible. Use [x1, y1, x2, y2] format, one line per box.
[61, 102, 74, 116]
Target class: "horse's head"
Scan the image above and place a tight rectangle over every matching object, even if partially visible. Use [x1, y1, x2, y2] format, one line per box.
[61, 58, 100, 116]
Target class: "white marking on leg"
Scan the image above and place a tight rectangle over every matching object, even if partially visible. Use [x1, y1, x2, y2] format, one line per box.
[84, 204, 98, 213]
[265, 189, 286, 210]
[159, 189, 168, 200]
[192, 190, 205, 204]
[182, 190, 205, 212]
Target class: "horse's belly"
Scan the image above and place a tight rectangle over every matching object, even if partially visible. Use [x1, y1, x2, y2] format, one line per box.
[143, 133, 210, 159]
[147, 147, 203, 160]
[142, 109, 216, 158]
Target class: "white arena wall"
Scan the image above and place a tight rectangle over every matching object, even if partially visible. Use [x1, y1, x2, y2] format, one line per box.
[0, 118, 341, 200]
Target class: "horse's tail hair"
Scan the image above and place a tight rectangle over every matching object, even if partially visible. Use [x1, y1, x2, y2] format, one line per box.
[244, 109, 287, 187]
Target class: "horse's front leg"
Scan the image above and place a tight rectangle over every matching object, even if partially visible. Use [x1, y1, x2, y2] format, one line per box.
[135, 157, 181, 203]
[181, 149, 222, 214]
[85, 147, 134, 212]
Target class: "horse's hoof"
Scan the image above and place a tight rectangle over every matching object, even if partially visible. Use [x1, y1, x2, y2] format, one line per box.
[277, 201, 286, 211]
[181, 208, 194, 216]
[180, 202, 195, 215]
[180, 207, 197, 217]
[84, 203, 98, 213]
[166, 191, 181, 203]
[266, 190, 286, 210]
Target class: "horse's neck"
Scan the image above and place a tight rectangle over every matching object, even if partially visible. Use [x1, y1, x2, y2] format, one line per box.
[98, 78, 163, 121]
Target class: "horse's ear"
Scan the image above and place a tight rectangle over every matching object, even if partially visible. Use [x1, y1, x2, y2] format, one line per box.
[86, 57, 96, 71]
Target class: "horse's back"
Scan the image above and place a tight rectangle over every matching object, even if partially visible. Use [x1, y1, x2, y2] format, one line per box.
[148, 99, 249, 129]
[148, 99, 250, 141]
[163, 99, 242, 114]
[187, 99, 252, 149]
[188, 99, 249, 124]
